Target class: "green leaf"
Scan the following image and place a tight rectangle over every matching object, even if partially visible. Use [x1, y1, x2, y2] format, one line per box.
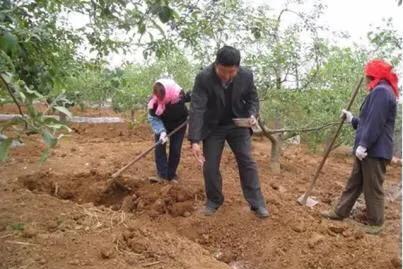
[0, 116, 25, 131]
[57, 133, 70, 141]
[41, 130, 57, 148]
[158, 6, 173, 23]
[47, 123, 65, 129]
[1, 72, 13, 83]
[42, 117, 62, 125]
[40, 147, 50, 163]
[0, 32, 19, 54]
[0, 138, 13, 161]
[16, 90, 26, 102]
[9, 223, 25, 231]
[47, 123, 71, 132]
[54, 106, 72, 119]
[25, 87, 43, 98]
[138, 22, 146, 34]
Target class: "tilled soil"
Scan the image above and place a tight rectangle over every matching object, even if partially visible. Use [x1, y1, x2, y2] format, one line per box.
[0, 117, 401, 269]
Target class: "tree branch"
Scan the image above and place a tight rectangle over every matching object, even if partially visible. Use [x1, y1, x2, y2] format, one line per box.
[258, 120, 340, 135]
[0, 73, 25, 118]
[281, 66, 291, 83]
[258, 118, 276, 143]
[297, 67, 320, 91]
[283, 131, 298, 140]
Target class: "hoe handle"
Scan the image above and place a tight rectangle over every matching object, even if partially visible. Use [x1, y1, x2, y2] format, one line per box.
[301, 77, 364, 204]
[109, 120, 188, 180]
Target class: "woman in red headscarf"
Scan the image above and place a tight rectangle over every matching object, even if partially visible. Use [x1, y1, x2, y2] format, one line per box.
[321, 59, 399, 235]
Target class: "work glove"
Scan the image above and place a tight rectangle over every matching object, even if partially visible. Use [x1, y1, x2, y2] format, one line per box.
[340, 109, 353, 123]
[159, 131, 168, 144]
[355, 145, 367, 161]
[249, 115, 257, 126]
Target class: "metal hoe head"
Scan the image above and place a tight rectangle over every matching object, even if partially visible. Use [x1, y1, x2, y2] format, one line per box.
[297, 193, 319, 207]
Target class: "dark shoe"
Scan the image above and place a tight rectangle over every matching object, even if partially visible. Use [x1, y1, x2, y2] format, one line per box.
[320, 209, 344, 220]
[252, 207, 270, 219]
[201, 206, 217, 216]
[168, 175, 179, 184]
[168, 174, 179, 180]
[364, 224, 383, 235]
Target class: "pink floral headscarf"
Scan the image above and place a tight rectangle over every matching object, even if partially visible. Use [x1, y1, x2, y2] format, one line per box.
[147, 78, 182, 116]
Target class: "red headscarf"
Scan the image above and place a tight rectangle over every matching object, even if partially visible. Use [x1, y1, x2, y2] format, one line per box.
[364, 59, 399, 97]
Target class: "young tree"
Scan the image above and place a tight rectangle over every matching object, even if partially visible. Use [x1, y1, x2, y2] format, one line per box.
[0, 0, 198, 160]
[242, 1, 329, 172]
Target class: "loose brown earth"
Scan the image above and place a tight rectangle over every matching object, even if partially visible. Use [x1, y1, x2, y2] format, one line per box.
[0, 108, 401, 269]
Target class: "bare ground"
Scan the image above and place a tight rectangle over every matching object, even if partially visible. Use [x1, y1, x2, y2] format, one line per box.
[0, 114, 401, 269]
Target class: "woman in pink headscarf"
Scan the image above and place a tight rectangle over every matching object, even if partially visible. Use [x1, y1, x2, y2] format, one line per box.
[321, 59, 399, 235]
[147, 78, 191, 183]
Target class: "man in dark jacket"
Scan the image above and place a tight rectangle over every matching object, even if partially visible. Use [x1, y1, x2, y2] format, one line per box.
[188, 45, 269, 218]
[321, 59, 399, 234]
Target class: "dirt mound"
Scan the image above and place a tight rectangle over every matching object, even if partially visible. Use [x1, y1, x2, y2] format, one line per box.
[116, 182, 203, 218]
[18, 171, 203, 218]
[0, 187, 230, 269]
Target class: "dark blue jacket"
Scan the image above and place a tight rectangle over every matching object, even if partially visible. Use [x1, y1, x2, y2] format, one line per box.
[351, 81, 397, 160]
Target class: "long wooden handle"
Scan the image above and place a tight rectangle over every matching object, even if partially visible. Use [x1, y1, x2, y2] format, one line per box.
[110, 120, 188, 180]
[301, 77, 364, 204]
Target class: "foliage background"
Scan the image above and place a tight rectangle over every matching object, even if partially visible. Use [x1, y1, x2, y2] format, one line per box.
[1, 0, 402, 160]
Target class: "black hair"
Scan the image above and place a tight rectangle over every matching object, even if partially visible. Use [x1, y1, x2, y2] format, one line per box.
[153, 82, 165, 97]
[215, 45, 241, 66]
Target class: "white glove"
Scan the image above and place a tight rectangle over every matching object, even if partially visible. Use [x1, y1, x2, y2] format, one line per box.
[355, 145, 367, 161]
[159, 132, 168, 144]
[341, 109, 353, 123]
[249, 115, 257, 126]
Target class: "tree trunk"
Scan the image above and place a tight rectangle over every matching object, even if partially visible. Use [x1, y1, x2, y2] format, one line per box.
[295, 63, 300, 90]
[269, 134, 282, 174]
[265, 114, 283, 174]
[128, 109, 135, 130]
[270, 114, 284, 173]
[97, 99, 103, 117]
[59, 111, 67, 123]
[275, 76, 282, 90]
[274, 66, 282, 90]
[130, 109, 135, 123]
[79, 102, 85, 112]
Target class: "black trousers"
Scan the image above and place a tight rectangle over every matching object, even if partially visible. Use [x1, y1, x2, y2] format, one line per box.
[154, 125, 186, 180]
[335, 157, 388, 225]
[202, 124, 266, 209]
